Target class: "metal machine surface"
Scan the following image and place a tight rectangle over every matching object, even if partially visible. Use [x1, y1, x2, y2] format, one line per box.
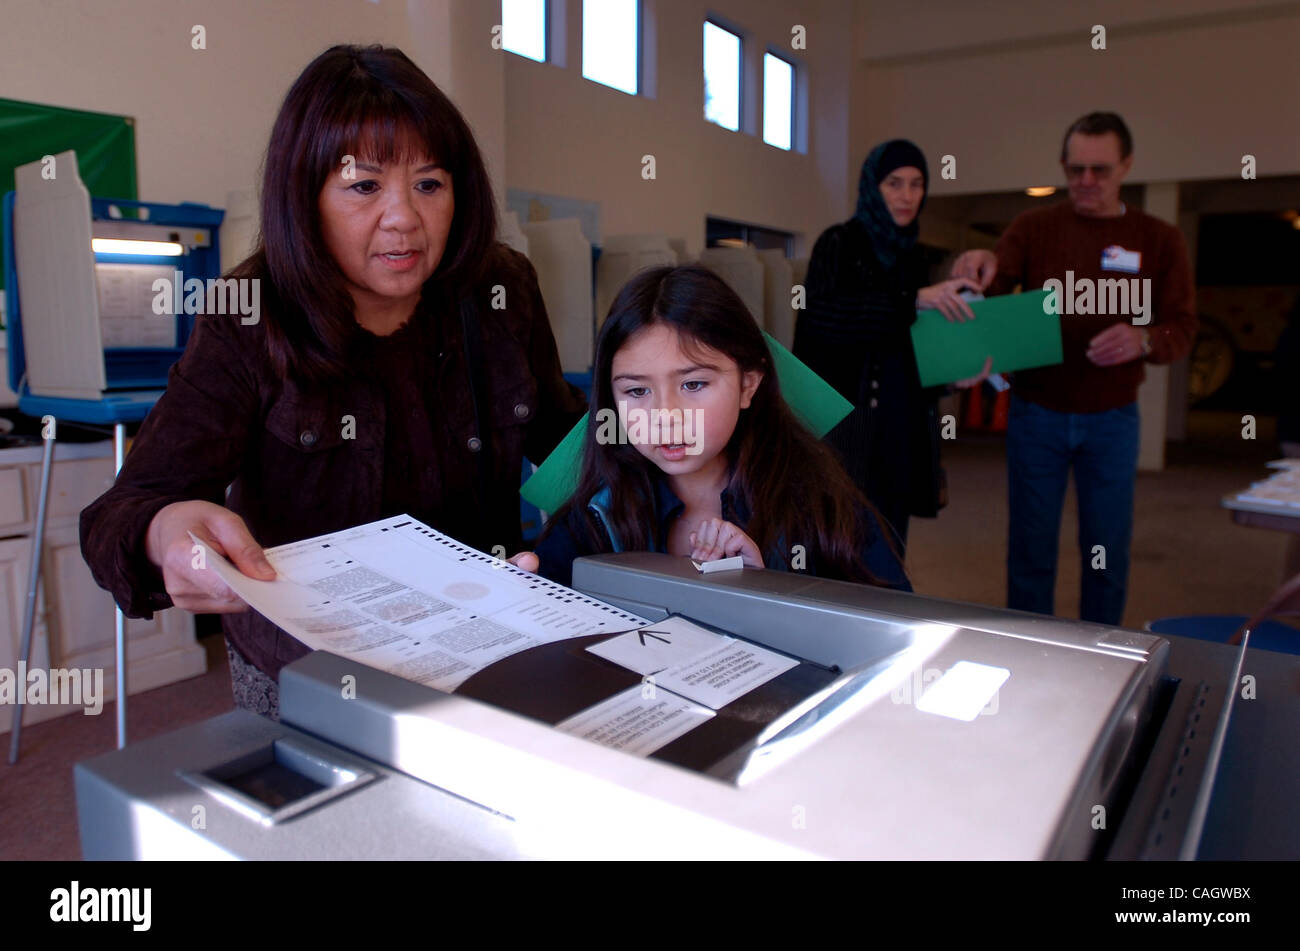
[77, 554, 1183, 860]
[570, 554, 1173, 859]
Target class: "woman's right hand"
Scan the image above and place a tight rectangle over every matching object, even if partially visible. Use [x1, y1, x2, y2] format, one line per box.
[917, 277, 980, 322]
[145, 501, 276, 613]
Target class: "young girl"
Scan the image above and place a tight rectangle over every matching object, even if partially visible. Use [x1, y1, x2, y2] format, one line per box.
[524, 265, 910, 592]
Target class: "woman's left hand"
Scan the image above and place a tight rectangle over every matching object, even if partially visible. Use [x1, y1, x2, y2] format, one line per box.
[917, 277, 980, 322]
[690, 518, 764, 568]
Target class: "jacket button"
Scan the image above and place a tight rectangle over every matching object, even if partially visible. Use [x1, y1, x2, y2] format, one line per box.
[467, 436, 482, 452]
[871, 379, 880, 390]
[513, 403, 530, 419]
[869, 398, 879, 409]
[299, 430, 317, 447]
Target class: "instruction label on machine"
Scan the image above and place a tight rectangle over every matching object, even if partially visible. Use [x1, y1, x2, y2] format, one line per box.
[555, 687, 715, 756]
[586, 616, 798, 710]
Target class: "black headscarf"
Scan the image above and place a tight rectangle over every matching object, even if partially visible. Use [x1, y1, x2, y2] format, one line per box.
[854, 139, 928, 271]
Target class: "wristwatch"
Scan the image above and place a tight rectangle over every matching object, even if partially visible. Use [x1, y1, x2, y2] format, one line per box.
[1139, 328, 1153, 357]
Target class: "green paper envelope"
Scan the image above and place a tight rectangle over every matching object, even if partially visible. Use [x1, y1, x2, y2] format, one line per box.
[910, 289, 1061, 387]
[520, 332, 854, 513]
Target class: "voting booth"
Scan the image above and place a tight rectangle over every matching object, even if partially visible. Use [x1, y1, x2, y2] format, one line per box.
[4, 150, 224, 758]
[4, 150, 224, 419]
[73, 525, 1252, 860]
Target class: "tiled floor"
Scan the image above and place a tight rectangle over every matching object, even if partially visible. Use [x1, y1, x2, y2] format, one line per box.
[0, 634, 233, 860]
[907, 414, 1292, 628]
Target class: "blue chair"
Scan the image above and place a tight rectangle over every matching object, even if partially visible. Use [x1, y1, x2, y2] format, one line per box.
[4, 150, 222, 761]
[1146, 615, 1300, 656]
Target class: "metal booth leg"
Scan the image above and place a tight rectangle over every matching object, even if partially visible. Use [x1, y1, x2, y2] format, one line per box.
[7, 418, 56, 765]
[114, 422, 127, 749]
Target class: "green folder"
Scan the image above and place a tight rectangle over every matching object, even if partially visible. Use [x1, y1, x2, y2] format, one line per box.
[520, 332, 854, 513]
[910, 289, 1061, 387]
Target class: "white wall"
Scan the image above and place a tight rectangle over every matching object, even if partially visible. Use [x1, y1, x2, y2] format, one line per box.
[406, 0, 508, 212]
[505, 0, 855, 257]
[852, 0, 1300, 196]
[3, 0, 856, 261]
[6, 1, 1289, 257]
[856, 0, 1293, 62]
[1, 0, 415, 213]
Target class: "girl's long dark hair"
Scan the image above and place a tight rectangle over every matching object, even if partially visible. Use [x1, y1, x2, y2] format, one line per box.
[543, 265, 901, 586]
[230, 44, 497, 382]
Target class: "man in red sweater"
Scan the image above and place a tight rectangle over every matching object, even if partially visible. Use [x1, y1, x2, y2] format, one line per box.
[954, 112, 1197, 625]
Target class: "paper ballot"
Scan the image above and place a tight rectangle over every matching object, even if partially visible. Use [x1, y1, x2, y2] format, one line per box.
[198, 516, 803, 760]
[195, 515, 649, 693]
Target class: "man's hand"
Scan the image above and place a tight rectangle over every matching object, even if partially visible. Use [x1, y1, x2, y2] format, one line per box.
[917, 277, 980, 322]
[1086, 323, 1147, 366]
[146, 500, 275, 613]
[951, 249, 998, 291]
[690, 518, 764, 568]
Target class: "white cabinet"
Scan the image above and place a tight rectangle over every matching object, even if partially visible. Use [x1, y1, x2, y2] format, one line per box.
[0, 440, 206, 734]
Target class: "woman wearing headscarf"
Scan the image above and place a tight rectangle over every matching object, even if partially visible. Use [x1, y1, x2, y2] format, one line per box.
[793, 139, 986, 549]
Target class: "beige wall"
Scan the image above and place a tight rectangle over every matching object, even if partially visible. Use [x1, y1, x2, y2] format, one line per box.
[406, 0, 508, 212]
[7, 1, 1288, 264]
[505, 0, 855, 257]
[852, 0, 1300, 197]
[856, 0, 1294, 61]
[0, 0, 414, 211]
[3, 0, 855, 260]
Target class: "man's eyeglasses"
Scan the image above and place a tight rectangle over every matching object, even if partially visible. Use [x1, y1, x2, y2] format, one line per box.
[1063, 163, 1115, 180]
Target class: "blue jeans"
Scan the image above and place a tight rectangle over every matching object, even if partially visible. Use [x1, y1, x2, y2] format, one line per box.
[1006, 394, 1140, 625]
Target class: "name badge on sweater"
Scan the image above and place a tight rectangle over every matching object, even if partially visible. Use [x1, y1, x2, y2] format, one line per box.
[1101, 245, 1142, 273]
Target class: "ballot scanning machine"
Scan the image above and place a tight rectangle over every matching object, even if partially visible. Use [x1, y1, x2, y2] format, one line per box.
[75, 554, 1253, 860]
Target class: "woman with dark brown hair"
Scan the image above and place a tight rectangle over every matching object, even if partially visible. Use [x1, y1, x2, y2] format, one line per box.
[79, 45, 584, 718]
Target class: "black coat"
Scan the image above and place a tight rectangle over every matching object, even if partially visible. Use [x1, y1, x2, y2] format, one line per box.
[80, 244, 586, 677]
[793, 218, 943, 530]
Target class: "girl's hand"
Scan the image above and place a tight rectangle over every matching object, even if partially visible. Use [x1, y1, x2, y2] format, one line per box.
[917, 277, 980, 323]
[689, 518, 764, 569]
[145, 500, 276, 613]
[507, 551, 539, 572]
